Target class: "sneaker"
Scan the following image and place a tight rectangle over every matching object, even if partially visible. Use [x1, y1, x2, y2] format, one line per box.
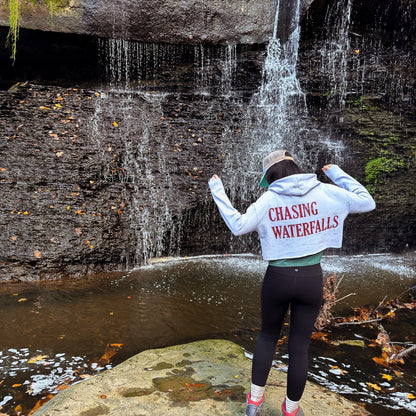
[246, 392, 265, 416]
[281, 398, 304, 416]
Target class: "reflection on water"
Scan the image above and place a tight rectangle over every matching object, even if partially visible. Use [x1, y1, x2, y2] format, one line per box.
[0, 253, 415, 415]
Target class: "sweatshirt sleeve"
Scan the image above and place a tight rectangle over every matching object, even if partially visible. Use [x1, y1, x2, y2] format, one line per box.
[324, 165, 376, 213]
[208, 177, 260, 236]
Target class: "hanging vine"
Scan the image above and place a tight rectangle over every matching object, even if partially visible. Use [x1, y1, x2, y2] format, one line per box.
[5, 0, 20, 62]
[3, 0, 68, 63]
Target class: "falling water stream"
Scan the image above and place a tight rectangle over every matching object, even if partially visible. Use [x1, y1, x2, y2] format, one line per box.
[222, 0, 345, 210]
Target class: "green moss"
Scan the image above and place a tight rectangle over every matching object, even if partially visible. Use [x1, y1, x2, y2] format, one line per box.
[365, 157, 405, 186]
[347, 96, 369, 110]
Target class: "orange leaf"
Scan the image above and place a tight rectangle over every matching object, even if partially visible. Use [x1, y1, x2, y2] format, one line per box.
[372, 356, 389, 367]
[34, 250, 42, 259]
[366, 382, 381, 391]
[28, 355, 47, 363]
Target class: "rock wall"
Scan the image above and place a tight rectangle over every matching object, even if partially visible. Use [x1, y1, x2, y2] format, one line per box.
[0, 44, 265, 280]
[0, 0, 415, 281]
[0, 0, 278, 45]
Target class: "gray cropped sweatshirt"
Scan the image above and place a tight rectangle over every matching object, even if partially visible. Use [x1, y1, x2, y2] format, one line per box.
[209, 165, 376, 260]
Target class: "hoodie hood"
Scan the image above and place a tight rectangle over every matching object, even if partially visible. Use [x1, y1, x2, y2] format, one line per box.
[268, 173, 321, 196]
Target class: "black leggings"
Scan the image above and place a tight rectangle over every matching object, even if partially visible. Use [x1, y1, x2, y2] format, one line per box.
[251, 264, 323, 401]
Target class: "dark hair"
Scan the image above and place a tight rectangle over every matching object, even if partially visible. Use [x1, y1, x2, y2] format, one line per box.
[265, 157, 303, 185]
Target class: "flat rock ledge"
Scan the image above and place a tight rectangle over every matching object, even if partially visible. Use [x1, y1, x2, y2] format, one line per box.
[33, 339, 372, 416]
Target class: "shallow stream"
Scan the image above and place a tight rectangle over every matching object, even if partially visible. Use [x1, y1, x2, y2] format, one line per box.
[0, 253, 415, 415]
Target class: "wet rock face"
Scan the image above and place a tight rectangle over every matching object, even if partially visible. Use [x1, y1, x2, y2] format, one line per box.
[0, 0, 415, 281]
[0, 45, 264, 280]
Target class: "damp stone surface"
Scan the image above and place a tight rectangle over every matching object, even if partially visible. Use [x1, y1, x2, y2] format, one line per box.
[32, 339, 373, 416]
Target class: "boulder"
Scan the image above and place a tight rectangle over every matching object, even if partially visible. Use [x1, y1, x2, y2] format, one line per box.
[33, 339, 372, 416]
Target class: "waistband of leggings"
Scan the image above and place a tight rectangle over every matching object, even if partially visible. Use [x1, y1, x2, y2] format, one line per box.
[267, 262, 322, 277]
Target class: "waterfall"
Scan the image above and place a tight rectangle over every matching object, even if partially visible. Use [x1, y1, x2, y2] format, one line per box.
[224, 0, 345, 203]
[91, 39, 239, 265]
[91, 0, 350, 263]
[319, 0, 353, 107]
[98, 38, 237, 93]
[88, 89, 179, 265]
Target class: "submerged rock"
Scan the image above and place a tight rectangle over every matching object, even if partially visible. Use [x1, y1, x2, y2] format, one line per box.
[33, 339, 372, 416]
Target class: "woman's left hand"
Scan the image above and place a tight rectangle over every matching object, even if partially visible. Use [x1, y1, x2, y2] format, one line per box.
[322, 164, 334, 173]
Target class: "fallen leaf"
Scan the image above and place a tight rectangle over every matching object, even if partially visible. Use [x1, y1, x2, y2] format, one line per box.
[34, 250, 42, 259]
[28, 355, 47, 363]
[330, 365, 348, 375]
[372, 356, 390, 367]
[382, 374, 392, 381]
[408, 393, 415, 399]
[366, 382, 382, 391]
[112, 121, 119, 127]
[12, 383, 22, 387]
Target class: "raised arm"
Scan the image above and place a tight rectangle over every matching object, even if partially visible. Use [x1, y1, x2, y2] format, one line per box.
[208, 175, 260, 236]
[323, 165, 376, 213]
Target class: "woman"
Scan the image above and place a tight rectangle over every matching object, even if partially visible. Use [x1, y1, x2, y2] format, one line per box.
[208, 150, 375, 416]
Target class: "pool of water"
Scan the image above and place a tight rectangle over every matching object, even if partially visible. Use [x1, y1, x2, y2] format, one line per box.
[0, 252, 415, 415]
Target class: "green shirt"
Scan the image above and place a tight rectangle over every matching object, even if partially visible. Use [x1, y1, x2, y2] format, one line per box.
[268, 252, 322, 267]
